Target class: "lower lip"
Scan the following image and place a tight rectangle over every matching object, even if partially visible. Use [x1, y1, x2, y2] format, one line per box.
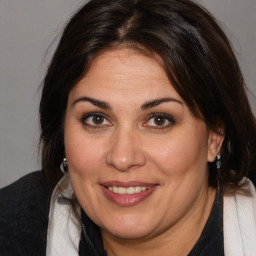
[101, 186, 157, 206]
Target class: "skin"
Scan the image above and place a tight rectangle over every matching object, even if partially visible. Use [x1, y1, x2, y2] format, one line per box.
[64, 48, 224, 256]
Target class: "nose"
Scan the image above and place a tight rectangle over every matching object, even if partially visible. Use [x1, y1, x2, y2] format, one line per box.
[106, 128, 146, 172]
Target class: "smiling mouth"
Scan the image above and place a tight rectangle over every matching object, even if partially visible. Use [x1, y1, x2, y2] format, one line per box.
[106, 186, 152, 195]
[101, 183, 157, 206]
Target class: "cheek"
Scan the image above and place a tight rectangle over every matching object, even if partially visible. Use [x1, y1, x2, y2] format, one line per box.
[64, 122, 106, 178]
[66, 138, 105, 177]
[64, 129, 105, 210]
[147, 128, 209, 177]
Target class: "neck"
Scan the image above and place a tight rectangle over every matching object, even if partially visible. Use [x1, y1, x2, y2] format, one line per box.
[102, 187, 216, 256]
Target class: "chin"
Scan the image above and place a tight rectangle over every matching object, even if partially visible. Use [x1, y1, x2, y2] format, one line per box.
[101, 216, 157, 240]
[105, 227, 152, 240]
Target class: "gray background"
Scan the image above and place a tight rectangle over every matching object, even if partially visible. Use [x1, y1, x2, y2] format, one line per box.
[1, 0, 255, 188]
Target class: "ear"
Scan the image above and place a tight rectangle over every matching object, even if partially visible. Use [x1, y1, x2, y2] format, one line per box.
[207, 127, 225, 162]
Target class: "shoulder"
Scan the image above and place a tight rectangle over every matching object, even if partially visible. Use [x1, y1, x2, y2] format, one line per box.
[223, 178, 256, 219]
[0, 171, 50, 202]
[224, 178, 256, 204]
[223, 179, 256, 255]
[0, 171, 55, 256]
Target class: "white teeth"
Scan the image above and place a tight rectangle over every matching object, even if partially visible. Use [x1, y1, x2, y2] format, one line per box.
[135, 186, 142, 193]
[107, 186, 151, 195]
[127, 187, 135, 194]
[117, 187, 126, 195]
[113, 186, 118, 193]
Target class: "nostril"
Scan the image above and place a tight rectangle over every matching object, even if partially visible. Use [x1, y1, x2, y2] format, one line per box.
[105, 133, 146, 171]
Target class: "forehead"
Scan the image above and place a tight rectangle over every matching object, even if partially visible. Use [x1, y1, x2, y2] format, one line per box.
[87, 48, 164, 79]
[69, 48, 182, 103]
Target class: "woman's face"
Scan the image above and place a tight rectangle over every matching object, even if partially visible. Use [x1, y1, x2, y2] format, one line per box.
[64, 48, 222, 240]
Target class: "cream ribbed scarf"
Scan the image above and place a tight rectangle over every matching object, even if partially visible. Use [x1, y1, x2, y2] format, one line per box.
[46, 174, 81, 256]
[223, 178, 256, 256]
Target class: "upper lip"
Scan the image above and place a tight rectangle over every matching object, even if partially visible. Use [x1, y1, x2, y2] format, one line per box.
[100, 181, 157, 188]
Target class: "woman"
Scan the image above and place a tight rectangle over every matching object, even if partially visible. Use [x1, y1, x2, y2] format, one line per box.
[1, 0, 256, 255]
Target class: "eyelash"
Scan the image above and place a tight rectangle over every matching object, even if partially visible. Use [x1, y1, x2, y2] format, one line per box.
[80, 112, 111, 129]
[144, 113, 176, 130]
[80, 112, 175, 130]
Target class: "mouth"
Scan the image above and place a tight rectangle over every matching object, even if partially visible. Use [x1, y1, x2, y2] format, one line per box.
[106, 186, 152, 195]
[100, 181, 158, 206]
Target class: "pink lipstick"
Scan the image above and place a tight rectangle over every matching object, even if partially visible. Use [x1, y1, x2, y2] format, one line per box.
[100, 181, 158, 206]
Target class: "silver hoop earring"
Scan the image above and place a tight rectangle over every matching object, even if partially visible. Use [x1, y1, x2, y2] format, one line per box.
[216, 153, 221, 169]
[60, 157, 68, 174]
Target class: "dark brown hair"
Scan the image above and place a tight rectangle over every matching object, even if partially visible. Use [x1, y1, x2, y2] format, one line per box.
[40, 0, 256, 187]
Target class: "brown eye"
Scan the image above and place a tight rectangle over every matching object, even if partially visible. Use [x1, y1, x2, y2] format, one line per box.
[92, 115, 105, 125]
[145, 113, 175, 129]
[81, 113, 111, 128]
[153, 116, 166, 126]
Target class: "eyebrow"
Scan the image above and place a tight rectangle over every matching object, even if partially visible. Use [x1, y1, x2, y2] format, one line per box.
[71, 96, 112, 110]
[72, 96, 182, 110]
[141, 97, 183, 110]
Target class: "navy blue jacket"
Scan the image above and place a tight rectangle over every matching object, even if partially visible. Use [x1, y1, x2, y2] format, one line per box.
[0, 171, 53, 256]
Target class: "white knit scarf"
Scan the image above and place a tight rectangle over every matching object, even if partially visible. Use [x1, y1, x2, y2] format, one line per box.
[223, 178, 256, 256]
[46, 174, 81, 256]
